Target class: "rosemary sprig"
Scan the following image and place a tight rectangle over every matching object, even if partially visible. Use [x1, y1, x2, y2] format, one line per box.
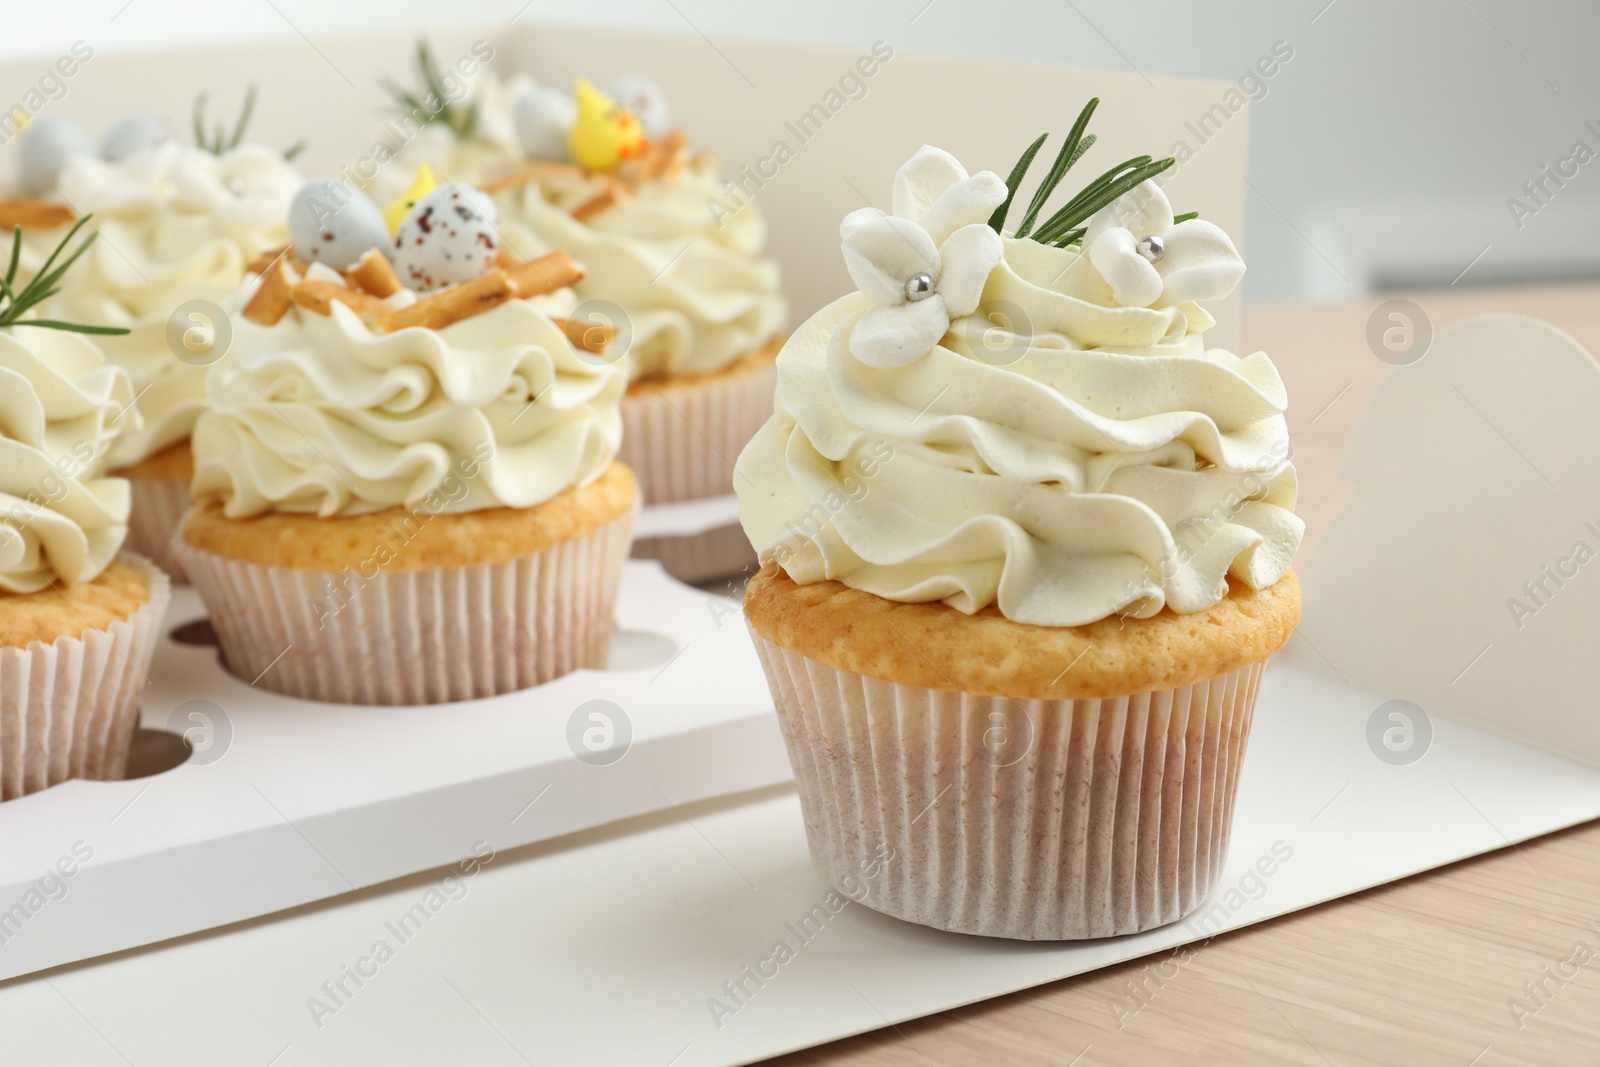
[382, 40, 478, 140]
[989, 98, 1198, 248]
[191, 86, 305, 160]
[193, 85, 258, 155]
[0, 217, 130, 335]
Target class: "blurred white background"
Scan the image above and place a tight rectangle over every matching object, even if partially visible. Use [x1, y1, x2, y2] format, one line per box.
[6, 0, 1597, 303]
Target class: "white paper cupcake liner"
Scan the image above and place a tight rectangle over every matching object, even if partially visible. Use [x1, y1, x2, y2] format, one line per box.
[0, 554, 172, 801]
[172, 502, 636, 706]
[619, 354, 777, 505]
[124, 476, 191, 583]
[621, 351, 775, 583]
[749, 629, 1266, 940]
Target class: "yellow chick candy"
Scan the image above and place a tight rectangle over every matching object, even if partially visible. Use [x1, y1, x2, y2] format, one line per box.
[383, 162, 438, 234]
[567, 78, 646, 171]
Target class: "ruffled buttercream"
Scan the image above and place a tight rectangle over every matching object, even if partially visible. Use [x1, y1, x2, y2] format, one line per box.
[191, 265, 624, 518]
[49, 142, 302, 467]
[0, 326, 136, 592]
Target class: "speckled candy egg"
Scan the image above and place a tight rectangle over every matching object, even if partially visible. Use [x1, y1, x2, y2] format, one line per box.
[288, 180, 391, 270]
[391, 184, 500, 293]
[100, 115, 172, 162]
[606, 77, 669, 142]
[513, 86, 576, 161]
[18, 116, 95, 195]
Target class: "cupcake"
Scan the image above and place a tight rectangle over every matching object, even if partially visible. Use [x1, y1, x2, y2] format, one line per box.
[0, 220, 171, 798]
[7, 105, 302, 581]
[172, 180, 634, 706]
[369, 59, 785, 581]
[737, 109, 1303, 939]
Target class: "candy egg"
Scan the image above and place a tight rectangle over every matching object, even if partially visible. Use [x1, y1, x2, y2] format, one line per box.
[606, 77, 670, 142]
[288, 179, 391, 270]
[454, 183, 498, 224]
[18, 116, 95, 195]
[100, 115, 172, 162]
[391, 184, 500, 293]
[513, 86, 575, 161]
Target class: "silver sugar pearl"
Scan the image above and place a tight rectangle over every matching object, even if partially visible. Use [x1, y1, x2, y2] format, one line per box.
[1136, 235, 1165, 262]
[904, 272, 936, 302]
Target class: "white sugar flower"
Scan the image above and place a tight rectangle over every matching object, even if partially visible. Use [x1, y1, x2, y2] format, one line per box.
[1084, 180, 1245, 309]
[839, 146, 1007, 368]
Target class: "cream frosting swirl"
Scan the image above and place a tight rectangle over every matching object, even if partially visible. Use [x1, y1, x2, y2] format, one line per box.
[47, 142, 301, 468]
[737, 148, 1300, 626]
[0, 326, 137, 593]
[191, 266, 624, 518]
[496, 161, 786, 379]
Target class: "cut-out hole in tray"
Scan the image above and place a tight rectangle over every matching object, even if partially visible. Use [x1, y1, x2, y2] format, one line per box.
[166, 618, 681, 691]
[0, 727, 196, 804]
[123, 727, 194, 779]
[168, 618, 219, 647]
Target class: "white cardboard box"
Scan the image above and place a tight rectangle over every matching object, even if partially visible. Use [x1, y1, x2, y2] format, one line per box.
[4, 24, 1592, 1067]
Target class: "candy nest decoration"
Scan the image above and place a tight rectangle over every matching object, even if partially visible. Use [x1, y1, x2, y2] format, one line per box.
[270, 173, 604, 344]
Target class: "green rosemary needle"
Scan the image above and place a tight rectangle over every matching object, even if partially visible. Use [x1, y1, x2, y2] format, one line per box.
[0, 217, 131, 335]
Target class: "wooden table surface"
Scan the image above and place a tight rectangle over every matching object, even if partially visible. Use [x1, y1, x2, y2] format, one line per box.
[771, 282, 1600, 1067]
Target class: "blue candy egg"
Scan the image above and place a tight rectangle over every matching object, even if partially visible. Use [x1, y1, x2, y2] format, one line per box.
[100, 115, 173, 162]
[513, 86, 575, 161]
[18, 116, 95, 195]
[288, 180, 391, 270]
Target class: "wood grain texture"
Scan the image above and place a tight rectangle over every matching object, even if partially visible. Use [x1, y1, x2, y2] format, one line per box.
[765, 284, 1600, 1066]
[771, 823, 1600, 1065]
